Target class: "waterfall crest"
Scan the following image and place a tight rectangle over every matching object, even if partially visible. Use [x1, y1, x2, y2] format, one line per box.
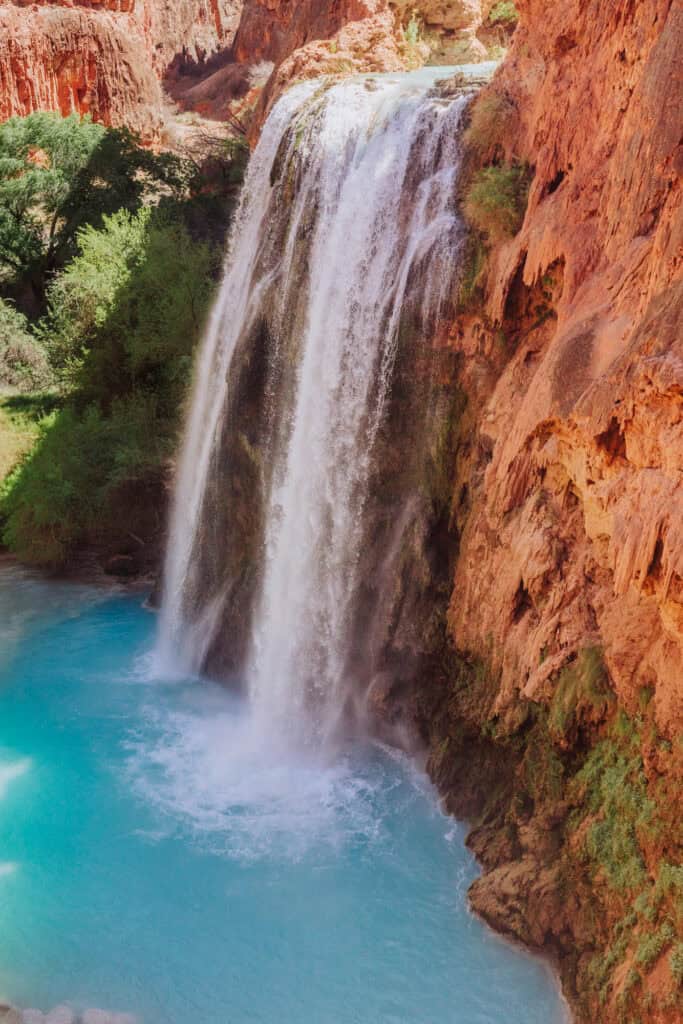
[157, 66, 483, 744]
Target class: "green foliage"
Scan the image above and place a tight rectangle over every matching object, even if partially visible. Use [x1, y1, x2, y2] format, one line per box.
[0, 112, 191, 305]
[635, 921, 675, 969]
[488, 2, 519, 26]
[425, 384, 467, 514]
[457, 233, 488, 310]
[586, 915, 631, 1005]
[670, 943, 683, 985]
[0, 298, 52, 391]
[40, 208, 215, 403]
[38, 208, 152, 388]
[405, 13, 421, 46]
[486, 43, 508, 61]
[400, 12, 427, 69]
[463, 163, 531, 243]
[0, 392, 57, 483]
[548, 646, 613, 738]
[1, 398, 169, 566]
[1, 207, 217, 566]
[571, 717, 654, 893]
[464, 94, 515, 158]
[522, 711, 565, 803]
[618, 967, 641, 1006]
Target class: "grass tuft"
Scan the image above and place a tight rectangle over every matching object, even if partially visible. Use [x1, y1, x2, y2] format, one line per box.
[463, 163, 531, 243]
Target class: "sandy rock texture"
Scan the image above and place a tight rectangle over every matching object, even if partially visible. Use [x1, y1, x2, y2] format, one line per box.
[0, 0, 243, 136]
[0, 0, 491, 137]
[392, 0, 494, 60]
[451, 0, 682, 739]
[419, 2, 682, 1022]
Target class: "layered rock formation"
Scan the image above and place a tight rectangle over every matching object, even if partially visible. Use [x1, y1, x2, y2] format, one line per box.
[0, 0, 492, 139]
[393, 0, 495, 61]
[0, 0, 242, 136]
[414, 1, 682, 1021]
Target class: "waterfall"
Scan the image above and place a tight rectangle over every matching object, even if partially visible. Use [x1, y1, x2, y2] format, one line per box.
[157, 66, 484, 744]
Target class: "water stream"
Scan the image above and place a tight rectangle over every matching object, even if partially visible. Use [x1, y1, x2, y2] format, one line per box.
[157, 67, 491, 740]
[1, 65, 569, 1023]
[0, 566, 566, 1022]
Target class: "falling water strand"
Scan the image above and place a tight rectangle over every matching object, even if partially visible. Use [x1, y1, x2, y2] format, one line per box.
[157, 67, 481, 743]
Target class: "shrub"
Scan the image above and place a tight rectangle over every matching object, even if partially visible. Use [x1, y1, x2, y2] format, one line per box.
[670, 943, 683, 985]
[1, 398, 168, 566]
[570, 717, 655, 893]
[635, 921, 675, 969]
[1, 208, 217, 566]
[457, 233, 488, 310]
[40, 207, 215, 400]
[549, 646, 613, 738]
[405, 13, 420, 46]
[464, 93, 516, 159]
[0, 299, 52, 391]
[463, 163, 531, 242]
[0, 112, 192, 308]
[488, 2, 519, 26]
[400, 12, 429, 69]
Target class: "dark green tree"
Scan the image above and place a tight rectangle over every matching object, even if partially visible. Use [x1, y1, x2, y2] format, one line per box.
[0, 112, 192, 310]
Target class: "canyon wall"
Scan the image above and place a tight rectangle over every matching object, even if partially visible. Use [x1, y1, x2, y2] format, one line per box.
[0, 0, 243, 136]
[0, 0, 492, 138]
[414, 1, 682, 1022]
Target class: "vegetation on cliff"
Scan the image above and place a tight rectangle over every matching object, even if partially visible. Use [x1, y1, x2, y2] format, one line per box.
[0, 112, 246, 572]
[419, 639, 682, 1022]
[426, 32, 683, 1020]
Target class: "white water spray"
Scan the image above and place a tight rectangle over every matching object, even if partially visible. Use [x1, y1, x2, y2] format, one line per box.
[157, 66, 489, 743]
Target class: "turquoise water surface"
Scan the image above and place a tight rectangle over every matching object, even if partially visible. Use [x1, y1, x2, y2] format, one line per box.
[0, 565, 566, 1023]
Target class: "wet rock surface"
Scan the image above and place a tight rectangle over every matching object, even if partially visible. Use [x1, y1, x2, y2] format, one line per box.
[413, 2, 682, 1022]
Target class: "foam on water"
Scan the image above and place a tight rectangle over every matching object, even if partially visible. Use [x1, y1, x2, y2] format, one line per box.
[126, 693, 388, 861]
[0, 569, 568, 1023]
[0, 758, 31, 799]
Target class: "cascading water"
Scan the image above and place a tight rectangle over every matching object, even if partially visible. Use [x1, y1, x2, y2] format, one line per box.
[157, 66, 488, 743]
[0, 69, 567, 1024]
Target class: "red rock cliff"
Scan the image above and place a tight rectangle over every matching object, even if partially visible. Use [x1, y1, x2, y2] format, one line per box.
[453, 0, 682, 756]
[0, 0, 243, 136]
[419, 2, 682, 1022]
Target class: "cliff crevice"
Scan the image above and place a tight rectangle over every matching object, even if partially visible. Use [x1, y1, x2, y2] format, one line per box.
[417, 2, 682, 1021]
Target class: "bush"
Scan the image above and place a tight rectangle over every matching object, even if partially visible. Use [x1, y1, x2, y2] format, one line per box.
[1, 208, 217, 566]
[0, 299, 52, 391]
[570, 718, 655, 893]
[1, 398, 169, 566]
[488, 2, 519, 26]
[670, 943, 683, 985]
[548, 647, 613, 738]
[464, 93, 516, 159]
[463, 163, 531, 242]
[400, 12, 429, 69]
[635, 921, 675, 969]
[40, 207, 216, 403]
[0, 112, 192, 309]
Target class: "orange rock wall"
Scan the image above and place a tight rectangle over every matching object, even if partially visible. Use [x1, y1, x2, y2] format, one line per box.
[0, 0, 243, 135]
[449, 0, 682, 738]
[234, 0, 388, 63]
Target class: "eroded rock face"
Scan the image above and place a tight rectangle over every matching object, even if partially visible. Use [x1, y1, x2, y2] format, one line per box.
[0, 0, 243, 136]
[452, 0, 682, 741]
[418, 1, 682, 1021]
[0, 0, 490, 137]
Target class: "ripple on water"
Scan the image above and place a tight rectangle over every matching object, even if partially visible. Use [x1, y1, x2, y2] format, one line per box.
[124, 693, 396, 862]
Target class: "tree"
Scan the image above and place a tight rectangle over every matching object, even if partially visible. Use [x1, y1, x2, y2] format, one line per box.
[0, 112, 192, 310]
[0, 298, 51, 391]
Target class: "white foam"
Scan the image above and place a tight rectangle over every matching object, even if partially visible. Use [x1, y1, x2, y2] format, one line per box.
[125, 689, 392, 862]
[0, 758, 31, 799]
[0, 862, 18, 877]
